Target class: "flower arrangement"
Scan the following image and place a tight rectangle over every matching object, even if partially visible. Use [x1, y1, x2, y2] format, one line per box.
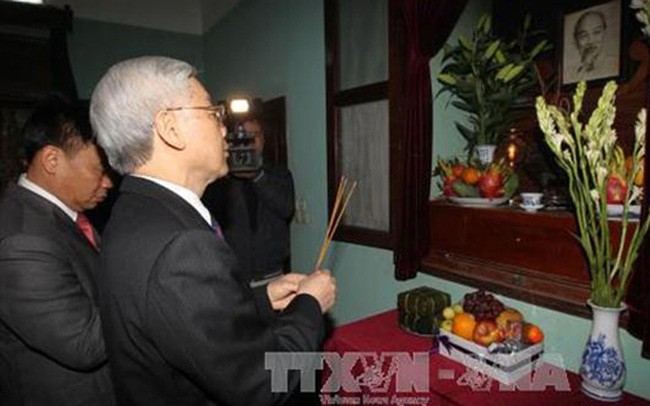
[535, 81, 650, 308]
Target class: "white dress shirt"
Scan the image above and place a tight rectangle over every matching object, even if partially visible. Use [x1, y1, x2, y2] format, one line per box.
[133, 175, 212, 226]
[18, 173, 78, 221]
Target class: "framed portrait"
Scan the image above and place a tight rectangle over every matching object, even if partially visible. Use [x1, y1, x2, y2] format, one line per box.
[561, 0, 621, 85]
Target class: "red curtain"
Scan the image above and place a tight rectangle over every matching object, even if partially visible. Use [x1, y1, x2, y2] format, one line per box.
[394, 0, 468, 280]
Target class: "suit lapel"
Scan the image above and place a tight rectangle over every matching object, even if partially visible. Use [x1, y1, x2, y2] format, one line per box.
[10, 184, 101, 296]
[51, 207, 101, 298]
[121, 176, 214, 233]
[54, 209, 100, 253]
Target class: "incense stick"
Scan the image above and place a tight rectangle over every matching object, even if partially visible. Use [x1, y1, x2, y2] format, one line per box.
[314, 177, 357, 270]
[315, 177, 346, 269]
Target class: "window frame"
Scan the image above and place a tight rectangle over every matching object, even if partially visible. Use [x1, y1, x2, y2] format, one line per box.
[324, 0, 404, 250]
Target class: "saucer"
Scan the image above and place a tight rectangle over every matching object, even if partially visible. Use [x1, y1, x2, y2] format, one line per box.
[520, 203, 544, 212]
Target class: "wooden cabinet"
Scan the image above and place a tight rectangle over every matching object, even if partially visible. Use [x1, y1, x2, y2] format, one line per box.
[421, 200, 636, 319]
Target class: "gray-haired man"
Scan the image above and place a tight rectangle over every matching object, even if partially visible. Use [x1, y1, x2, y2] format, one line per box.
[90, 56, 336, 405]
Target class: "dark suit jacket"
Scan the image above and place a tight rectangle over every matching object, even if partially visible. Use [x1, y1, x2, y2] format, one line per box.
[202, 166, 294, 282]
[0, 183, 115, 406]
[99, 176, 323, 406]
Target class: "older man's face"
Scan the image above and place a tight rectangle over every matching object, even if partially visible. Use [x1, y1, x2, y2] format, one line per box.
[575, 13, 605, 70]
[175, 78, 229, 181]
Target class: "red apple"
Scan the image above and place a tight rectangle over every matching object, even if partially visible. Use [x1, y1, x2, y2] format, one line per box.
[495, 309, 524, 341]
[606, 175, 628, 204]
[472, 320, 503, 346]
[452, 164, 466, 178]
[478, 171, 504, 198]
[443, 176, 459, 197]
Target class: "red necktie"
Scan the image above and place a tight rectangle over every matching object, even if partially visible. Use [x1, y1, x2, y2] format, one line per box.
[76, 213, 98, 249]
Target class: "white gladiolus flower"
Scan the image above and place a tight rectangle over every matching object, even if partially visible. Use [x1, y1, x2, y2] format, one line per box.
[596, 166, 609, 188]
[547, 132, 564, 151]
[630, 186, 642, 203]
[635, 109, 647, 145]
[586, 149, 600, 167]
[535, 79, 650, 307]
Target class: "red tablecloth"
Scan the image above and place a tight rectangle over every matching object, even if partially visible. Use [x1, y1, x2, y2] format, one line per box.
[322, 310, 649, 406]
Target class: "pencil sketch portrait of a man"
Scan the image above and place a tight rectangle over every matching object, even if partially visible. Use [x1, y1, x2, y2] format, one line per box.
[562, 0, 620, 85]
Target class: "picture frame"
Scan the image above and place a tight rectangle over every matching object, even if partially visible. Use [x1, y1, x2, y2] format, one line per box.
[561, 0, 622, 85]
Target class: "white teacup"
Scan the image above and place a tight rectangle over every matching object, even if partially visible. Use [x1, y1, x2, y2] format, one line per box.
[520, 193, 543, 207]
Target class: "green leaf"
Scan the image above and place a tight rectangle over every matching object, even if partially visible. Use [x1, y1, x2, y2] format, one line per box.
[483, 15, 492, 34]
[503, 64, 524, 82]
[530, 40, 548, 58]
[496, 64, 514, 80]
[453, 182, 480, 197]
[483, 40, 500, 61]
[504, 173, 519, 198]
[494, 49, 506, 64]
[443, 43, 452, 58]
[477, 14, 488, 33]
[437, 73, 457, 85]
[458, 35, 472, 50]
[451, 100, 474, 112]
[455, 123, 475, 143]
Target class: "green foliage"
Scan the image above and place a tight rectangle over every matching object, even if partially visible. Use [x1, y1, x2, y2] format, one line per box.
[437, 13, 549, 158]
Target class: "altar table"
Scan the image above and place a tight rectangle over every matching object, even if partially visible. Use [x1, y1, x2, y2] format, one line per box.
[322, 310, 649, 405]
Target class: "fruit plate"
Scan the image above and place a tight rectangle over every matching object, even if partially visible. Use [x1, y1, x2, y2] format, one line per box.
[438, 330, 544, 385]
[448, 196, 509, 208]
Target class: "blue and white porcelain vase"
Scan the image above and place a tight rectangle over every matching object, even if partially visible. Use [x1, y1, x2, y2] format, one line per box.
[475, 144, 496, 165]
[580, 300, 626, 402]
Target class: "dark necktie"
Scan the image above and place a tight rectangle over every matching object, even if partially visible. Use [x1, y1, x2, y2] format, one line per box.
[76, 213, 98, 249]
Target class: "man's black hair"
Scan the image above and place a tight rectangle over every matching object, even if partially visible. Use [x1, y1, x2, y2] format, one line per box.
[22, 94, 94, 164]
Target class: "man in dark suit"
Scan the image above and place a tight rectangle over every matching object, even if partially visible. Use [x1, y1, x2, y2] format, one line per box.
[90, 56, 336, 405]
[203, 117, 295, 284]
[0, 97, 115, 406]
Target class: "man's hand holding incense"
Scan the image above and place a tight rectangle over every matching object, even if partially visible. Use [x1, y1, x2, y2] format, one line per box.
[267, 273, 306, 311]
[297, 269, 337, 313]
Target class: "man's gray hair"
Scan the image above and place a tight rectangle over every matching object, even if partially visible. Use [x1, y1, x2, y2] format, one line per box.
[90, 56, 196, 174]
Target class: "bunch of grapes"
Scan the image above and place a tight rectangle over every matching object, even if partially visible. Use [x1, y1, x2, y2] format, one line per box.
[463, 290, 505, 321]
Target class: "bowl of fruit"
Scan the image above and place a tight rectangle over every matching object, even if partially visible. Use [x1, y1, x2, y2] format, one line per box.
[436, 159, 519, 207]
[439, 290, 544, 349]
[437, 290, 544, 384]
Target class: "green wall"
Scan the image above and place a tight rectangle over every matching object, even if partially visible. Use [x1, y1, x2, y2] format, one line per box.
[67, 0, 650, 399]
[68, 18, 204, 99]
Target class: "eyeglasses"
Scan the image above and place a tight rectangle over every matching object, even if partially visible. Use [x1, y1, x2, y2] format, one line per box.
[165, 105, 226, 123]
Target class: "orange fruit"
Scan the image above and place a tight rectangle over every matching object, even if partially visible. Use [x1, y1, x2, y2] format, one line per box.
[452, 312, 476, 341]
[461, 167, 481, 185]
[626, 156, 645, 187]
[635, 165, 644, 187]
[523, 324, 544, 344]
